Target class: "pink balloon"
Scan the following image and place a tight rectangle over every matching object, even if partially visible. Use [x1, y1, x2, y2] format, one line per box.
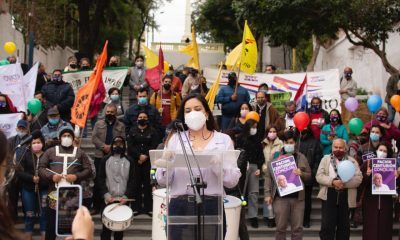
[344, 97, 359, 112]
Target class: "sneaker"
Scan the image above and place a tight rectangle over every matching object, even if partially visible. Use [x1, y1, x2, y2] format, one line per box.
[267, 218, 276, 228]
[250, 217, 258, 228]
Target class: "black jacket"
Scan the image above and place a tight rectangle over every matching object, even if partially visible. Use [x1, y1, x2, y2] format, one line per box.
[127, 126, 160, 165]
[16, 150, 48, 191]
[41, 80, 75, 122]
[35, 73, 48, 92]
[124, 104, 161, 137]
[298, 130, 323, 185]
[236, 134, 265, 170]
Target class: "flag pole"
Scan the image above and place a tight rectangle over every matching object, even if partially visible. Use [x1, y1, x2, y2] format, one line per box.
[235, 20, 247, 96]
[159, 42, 163, 117]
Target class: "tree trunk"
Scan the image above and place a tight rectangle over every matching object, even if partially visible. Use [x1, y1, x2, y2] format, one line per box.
[135, 14, 148, 57]
[257, 35, 264, 72]
[77, 0, 91, 58]
[306, 36, 321, 72]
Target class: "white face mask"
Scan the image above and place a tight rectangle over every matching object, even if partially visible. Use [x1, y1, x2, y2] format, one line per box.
[61, 137, 73, 147]
[376, 150, 387, 158]
[250, 128, 257, 136]
[185, 111, 207, 131]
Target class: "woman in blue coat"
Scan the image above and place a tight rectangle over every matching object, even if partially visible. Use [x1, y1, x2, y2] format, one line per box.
[320, 109, 349, 155]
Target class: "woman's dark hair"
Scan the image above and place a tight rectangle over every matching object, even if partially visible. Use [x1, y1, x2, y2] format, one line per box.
[376, 142, 393, 158]
[264, 124, 278, 139]
[175, 94, 216, 132]
[326, 109, 343, 125]
[235, 102, 253, 118]
[240, 119, 257, 139]
[108, 87, 120, 96]
[31, 135, 46, 148]
[369, 124, 385, 137]
[282, 130, 298, 142]
[310, 97, 322, 106]
[135, 55, 144, 62]
[111, 136, 127, 157]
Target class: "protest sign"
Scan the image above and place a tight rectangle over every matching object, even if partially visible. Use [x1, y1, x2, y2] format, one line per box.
[362, 152, 376, 162]
[63, 67, 128, 97]
[270, 155, 303, 197]
[269, 92, 292, 115]
[0, 113, 21, 138]
[203, 68, 341, 113]
[371, 158, 396, 195]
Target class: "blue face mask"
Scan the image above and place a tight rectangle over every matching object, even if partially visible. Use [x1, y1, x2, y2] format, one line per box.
[138, 97, 147, 105]
[48, 118, 60, 125]
[110, 95, 120, 102]
[0, 102, 6, 108]
[370, 133, 380, 142]
[284, 144, 295, 154]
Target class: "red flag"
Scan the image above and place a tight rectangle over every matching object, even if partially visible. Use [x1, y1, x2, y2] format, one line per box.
[158, 46, 164, 75]
[294, 75, 308, 111]
[71, 41, 108, 128]
[88, 77, 106, 119]
[145, 46, 165, 91]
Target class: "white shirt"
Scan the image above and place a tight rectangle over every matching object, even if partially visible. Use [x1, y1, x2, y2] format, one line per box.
[372, 184, 390, 192]
[279, 183, 297, 194]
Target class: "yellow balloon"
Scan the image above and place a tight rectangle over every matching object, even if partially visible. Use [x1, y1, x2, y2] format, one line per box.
[4, 42, 17, 54]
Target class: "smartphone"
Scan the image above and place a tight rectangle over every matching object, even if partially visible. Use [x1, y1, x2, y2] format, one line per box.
[56, 185, 82, 236]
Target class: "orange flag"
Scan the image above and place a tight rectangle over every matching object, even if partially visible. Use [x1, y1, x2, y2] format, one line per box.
[71, 41, 108, 128]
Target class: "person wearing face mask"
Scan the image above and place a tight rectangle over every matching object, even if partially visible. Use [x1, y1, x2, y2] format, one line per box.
[264, 130, 311, 240]
[261, 125, 283, 227]
[340, 67, 357, 126]
[38, 127, 93, 240]
[216, 72, 251, 131]
[251, 91, 284, 141]
[150, 75, 182, 128]
[6, 119, 30, 221]
[0, 93, 18, 114]
[127, 111, 160, 215]
[41, 69, 75, 122]
[40, 106, 72, 148]
[28, 91, 49, 132]
[79, 57, 91, 70]
[128, 55, 148, 105]
[16, 132, 48, 240]
[165, 66, 183, 93]
[35, 62, 49, 92]
[124, 88, 161, 137]
[316, 138, 362, 240]
[108, 87, 125, 121]
[234, 115, 264, 228]
[97, 136, 134, 240]
[359, 143, 395, 240]
[64, 56, 78, 72]
[362, 107, 400, 148]
[283, 101, 296, 130]
[108, 56, 119, 67]
[227, 102, 253, 131]
[320, 109, 349, 155]
[92, 104, 125, 213]
[357, 125, 384, 160]
[181, 67, 200, 98]
[156, 94, 241, 239]
[265, 64, 276, 74]
[307, 97, 329, 140]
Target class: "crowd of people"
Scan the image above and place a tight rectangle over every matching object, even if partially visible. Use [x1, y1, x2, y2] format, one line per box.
[0, 53, 400, 240]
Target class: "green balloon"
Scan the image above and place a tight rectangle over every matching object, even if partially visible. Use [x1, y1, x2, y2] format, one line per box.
[27, 99, 42, 115]
[0, 59, 10, 66]
[348, 118, 363, 136]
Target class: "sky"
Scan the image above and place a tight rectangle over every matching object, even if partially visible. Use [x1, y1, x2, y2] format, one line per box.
[151, 0, 189, 45]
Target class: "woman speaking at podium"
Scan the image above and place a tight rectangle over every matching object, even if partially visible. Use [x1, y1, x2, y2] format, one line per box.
[156, 94, 241, 240]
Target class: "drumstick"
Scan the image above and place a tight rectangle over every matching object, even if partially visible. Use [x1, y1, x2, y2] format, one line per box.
[66, 159, 78, 170]
[108, 203, 122, 212]
[46, 168, 60, 175]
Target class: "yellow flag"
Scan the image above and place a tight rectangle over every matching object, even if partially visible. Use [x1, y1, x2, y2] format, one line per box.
[225, 43, 242, 70]
[205, 63, 223, 110]
[179, 26, 200, 70]
[240, 21, 257, 74]
[143, 45, 170, 72]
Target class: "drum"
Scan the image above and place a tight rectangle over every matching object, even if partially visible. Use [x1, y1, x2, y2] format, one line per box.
[151, 189, 242, 240]
[224, 195, 242, 240]
[48, 191, 57, 210]
[102, 203, 133, 231]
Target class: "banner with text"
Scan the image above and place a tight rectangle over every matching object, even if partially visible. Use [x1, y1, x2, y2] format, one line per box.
[271, 155, 303, 197]
[371, 158, 396, 195]
[204, 68, 341, 113]
[0, 113, 22, 138]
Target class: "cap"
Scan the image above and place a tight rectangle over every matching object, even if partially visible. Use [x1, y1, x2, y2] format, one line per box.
[228, 72, 237, 80]
[58, 126, 75, 139]
[17, 119, 28, 129]
[47, 106, 59, 116]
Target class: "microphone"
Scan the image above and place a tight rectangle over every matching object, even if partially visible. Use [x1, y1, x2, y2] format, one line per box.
[16, 130, 42, 148]
[172, 120, 186, 131]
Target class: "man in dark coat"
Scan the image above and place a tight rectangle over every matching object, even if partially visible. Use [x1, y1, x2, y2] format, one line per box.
[41, 69, 75, 122]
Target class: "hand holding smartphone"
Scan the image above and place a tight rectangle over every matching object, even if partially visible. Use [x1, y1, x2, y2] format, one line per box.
[56, 185, 82, 237]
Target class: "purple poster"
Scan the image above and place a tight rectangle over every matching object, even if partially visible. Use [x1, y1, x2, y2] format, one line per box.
[271, 156, 303, 197]
[371, 158, 396, 195]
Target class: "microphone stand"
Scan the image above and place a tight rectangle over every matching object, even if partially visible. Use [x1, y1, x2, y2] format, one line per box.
[174, 122, 206, 240]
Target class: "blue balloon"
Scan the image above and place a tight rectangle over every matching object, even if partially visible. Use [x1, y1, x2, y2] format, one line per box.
[337, 160, 356, 182]
[367, 95, 382, 113]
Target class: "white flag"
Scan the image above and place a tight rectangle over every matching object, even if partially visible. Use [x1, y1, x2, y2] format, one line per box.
[0, 113, 22, 138]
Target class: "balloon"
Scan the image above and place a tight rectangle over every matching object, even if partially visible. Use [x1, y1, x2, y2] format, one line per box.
[348, 118, 363, 135]
[293, 112, 310, 132]
[4, 42, 17, 54]
[344, 97, 359, 112]
[337, 160, 356, 182]
[0, 59, 10, 66]
[27, 99, 42, 115]
[390, 95, 400, 112]
[367, 95, 382, 113]
[245, 111, 260, 123]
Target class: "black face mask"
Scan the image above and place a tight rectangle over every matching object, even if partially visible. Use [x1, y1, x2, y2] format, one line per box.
[138, 119, 148, 126]
[81, 66, 90, 70]
[163, 84, 171, 91]
[110, 62, 118, 67]
[113, 146, 125, 155]
[69, 64, 77, 69]
[105, 114, 116, 122]
[228, 79, 236, 86]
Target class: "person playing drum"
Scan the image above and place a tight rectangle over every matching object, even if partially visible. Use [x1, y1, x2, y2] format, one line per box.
[97, 136, 135, 240]
[156, 94, 241, 240]
[38, 127, 93, 240]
